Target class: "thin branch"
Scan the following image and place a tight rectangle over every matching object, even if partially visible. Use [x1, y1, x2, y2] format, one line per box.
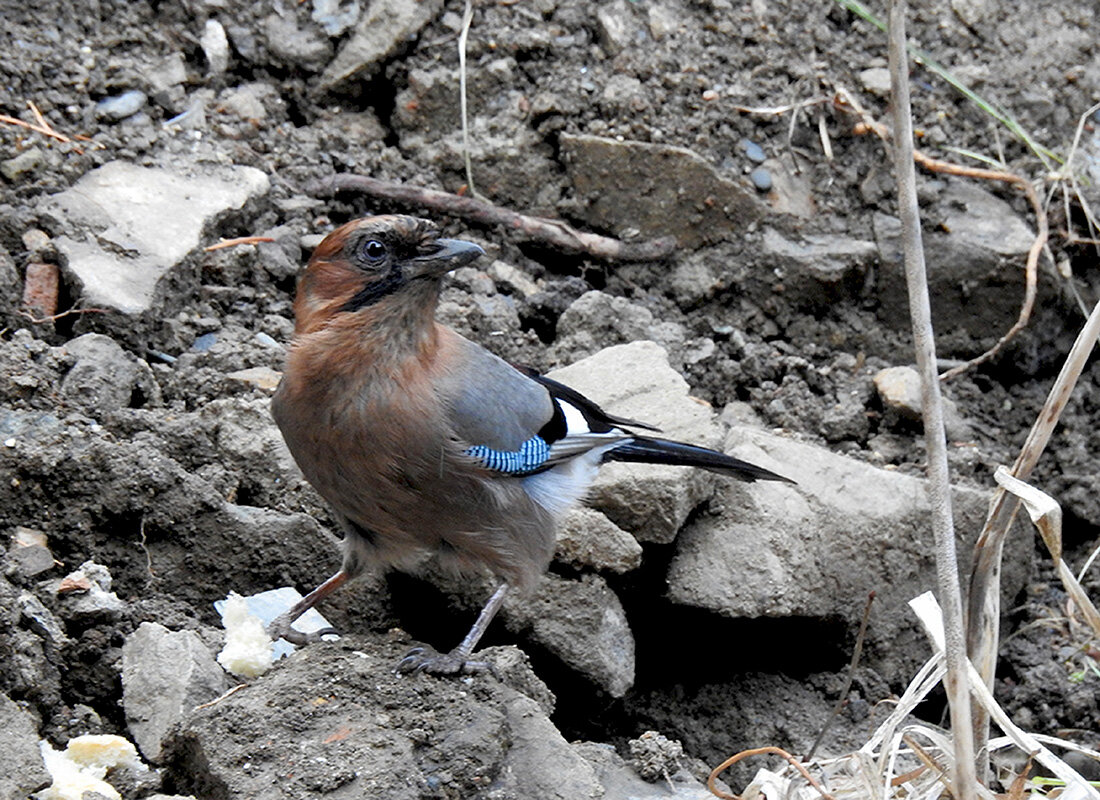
[887, 3, 978, 798]
[308, 174, 678, 261]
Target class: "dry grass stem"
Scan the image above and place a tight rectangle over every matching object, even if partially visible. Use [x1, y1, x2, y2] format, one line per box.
[967, 297, 1100, 756]
[887, 3, 976, 795]
[457, 0, 480, 200]
[994, 468, 1100, 637]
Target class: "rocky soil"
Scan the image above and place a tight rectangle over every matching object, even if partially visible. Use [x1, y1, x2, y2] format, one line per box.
[2, 0, 1099, 797]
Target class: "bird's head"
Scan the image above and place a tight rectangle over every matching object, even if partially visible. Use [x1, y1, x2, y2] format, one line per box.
[293, 215, 484, 335]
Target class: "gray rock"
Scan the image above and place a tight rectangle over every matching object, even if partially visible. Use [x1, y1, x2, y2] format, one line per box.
[576, 740, 715, 799]
[596, 1, 641, 55]
[872, 366, 972, 441]
[217, 83, 276, 122]
[740, 139, 766, 163]
[5, 526, 56, 580]
[628, 730, 683, 781]
[873, 365, 923, 418]
[201, 19, 230, 76]
[668, 259, 720, 307]
[750, 166, 772, 191]
[492, 692, 604, 798]
[146, 52, 187, 96]
[162, 636, 608, 798]
[488, 260, 540, 298]
[0, 693, 50, 798]
[121, 622, 228, 762]
[873, 179, 1036, 341]
[561, 134, 762, 249]
[550, 290, 691, 365]
[667, 427, 1031, 676]
[40, 161, 269, 315]
[1, 147, 45, 182]
[763, 227, 877, 300]
[60, 333, 158, 415]
[511, 573, 635, 697]
[18, 588, 66, 643]
[320, 0, 444, 90]
[858, 67, 893, 95]
[555, 507, 643, 573]
[95, 90, 148, 121]
[547, 341, 721, 542]
[263, 12, 332, 70]
[312, 0, 361, 36]
[48, 561, 126, 623]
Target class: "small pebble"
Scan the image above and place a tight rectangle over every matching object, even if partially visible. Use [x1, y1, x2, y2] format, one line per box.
[201, 19, 230, 76]
[739, 138, 766, 163]
[95, 90, 147, 121]
[749, 167, 772, 191]
[192, 333, 218, 352]
[701, 89, 718, 101]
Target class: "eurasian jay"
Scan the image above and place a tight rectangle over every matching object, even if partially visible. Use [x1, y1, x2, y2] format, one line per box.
[269, 214, 792, 674]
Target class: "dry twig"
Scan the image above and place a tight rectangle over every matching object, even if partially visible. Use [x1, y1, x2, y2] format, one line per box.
[308, 174, 677, 261]
[203, 236, 276, 252]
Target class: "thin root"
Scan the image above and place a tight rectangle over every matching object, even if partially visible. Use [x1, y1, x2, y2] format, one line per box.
[18, 307, 111, 325]
[707, 746, 837, 800]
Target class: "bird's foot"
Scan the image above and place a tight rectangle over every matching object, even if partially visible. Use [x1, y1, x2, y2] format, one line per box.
[395, 646, 496, 677]
[266, 612, 340, 647]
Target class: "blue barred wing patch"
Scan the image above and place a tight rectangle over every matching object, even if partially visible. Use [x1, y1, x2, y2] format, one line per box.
[465, 436, 550, 475]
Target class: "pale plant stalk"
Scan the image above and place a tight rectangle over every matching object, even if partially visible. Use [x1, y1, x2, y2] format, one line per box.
[887, 2, 978, 797]
[967, 296, 1100, 766]
[458, 0, 479, 199]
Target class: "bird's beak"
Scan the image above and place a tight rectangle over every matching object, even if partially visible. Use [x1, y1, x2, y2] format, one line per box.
[407, 238, 485, 279]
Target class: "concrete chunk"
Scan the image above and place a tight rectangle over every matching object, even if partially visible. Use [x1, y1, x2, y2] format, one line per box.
[513, 574, 635, 697]
[561, 134, 761, 248]
[548, 341, 720, 542]
[320, 0, 444, 90]
[667, 427, 1031, 675]
[0, 694, 50, 798]
[40, 161, 269, 314]
[121, 622, 228, 762]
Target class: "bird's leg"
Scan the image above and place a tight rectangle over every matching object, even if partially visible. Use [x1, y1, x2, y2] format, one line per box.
[266, 569, 348, 646]
[397, 582, 509, 676]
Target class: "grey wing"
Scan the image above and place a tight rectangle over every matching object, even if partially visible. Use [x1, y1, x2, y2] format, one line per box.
[432, 330, 555, 452]
[431, 330, 628, 476]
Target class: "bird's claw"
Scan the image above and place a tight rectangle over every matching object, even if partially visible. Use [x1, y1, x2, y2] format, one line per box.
[266, 614, 340, 647]
[395, 646, 496, 677]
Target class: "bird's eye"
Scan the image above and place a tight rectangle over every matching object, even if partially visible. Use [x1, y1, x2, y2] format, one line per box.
[361, 239, 387, 264]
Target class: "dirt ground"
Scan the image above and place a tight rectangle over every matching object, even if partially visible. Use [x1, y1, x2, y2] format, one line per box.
[1, 0, 1099, 796]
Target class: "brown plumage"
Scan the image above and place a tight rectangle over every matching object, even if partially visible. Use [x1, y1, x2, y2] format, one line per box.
[269, 214, 792, 674]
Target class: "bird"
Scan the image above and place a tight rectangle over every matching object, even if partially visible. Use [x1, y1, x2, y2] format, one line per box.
[268, 214, 793, 675]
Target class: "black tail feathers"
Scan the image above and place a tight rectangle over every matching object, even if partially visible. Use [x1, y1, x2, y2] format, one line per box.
[604, 436, 795, 484]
